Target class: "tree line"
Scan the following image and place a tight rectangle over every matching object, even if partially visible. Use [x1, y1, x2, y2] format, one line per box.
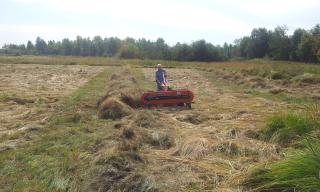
[235, 24, 320, 63]
[1, 24, 319, 63]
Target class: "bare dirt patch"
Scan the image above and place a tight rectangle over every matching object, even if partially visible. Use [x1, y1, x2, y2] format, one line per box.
[0, 64, 104, 145]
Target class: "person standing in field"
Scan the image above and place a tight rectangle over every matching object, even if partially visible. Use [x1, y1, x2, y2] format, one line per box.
[155, 64, 167, 91]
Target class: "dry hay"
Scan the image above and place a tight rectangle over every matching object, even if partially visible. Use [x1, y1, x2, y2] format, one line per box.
[121, 126, 135, 139]
[110, 73, 121, 81]
[228, 129, 238, 139]
[244, 129, 261, 139]
[118, 129, 141, 151]
[176, 113, 209, 125]
[4, 97, 35, 105]
[241, 144, 280, 162]
[118, 123, 145, 152]
[117, 110, 173, 151]
[120, 88, 142, 108]
[98, 97, 132, 120]
[86, 152, 158, 192]
[270, 71, 287, 80]
[133, 110, 161, 128]
[172, 137, 214, 160]
[147, 131, 174, 149]
[307, 103, 320, 122]
[100, 88, 142, 108]
[248, 77, 267, 88]
[97, 69, 143, 117]
[269, 88, 288, 94]
[214, 141, 240, 156]
[118, 139, 141, 152]
[115, 173, 158, 192]
[113, 122, 123, 129]
[293, 73, 320, 84]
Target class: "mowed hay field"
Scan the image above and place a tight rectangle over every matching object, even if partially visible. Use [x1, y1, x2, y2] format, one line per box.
[0, 56, 319, 191]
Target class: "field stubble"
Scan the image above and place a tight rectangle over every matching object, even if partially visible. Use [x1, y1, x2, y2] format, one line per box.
[0, 58, 318, 191]
[0, 64, 104, 150]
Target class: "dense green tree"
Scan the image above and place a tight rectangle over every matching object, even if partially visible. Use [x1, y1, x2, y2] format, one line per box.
[237, 36, 251, 58]
[291, 28, 305, 61]
[223, 42, 233, 59]
[268, 26, 290, 60]
[311, 24, 320, 35]
[104, 37, 121, 56]
[26, 41, 34, 51]
[155, 38, 169, 59]
[119, 40, 140, 59]
[61, 38, 73, 56]
[249, 28, 270, 58]
[35, 37, 47, 55]
[171, 43, 193, 61]
[191, 40, 208, 61]
[47, 40, 59, 55]
[92, 36, 104, 56]
[297, 32, 319, 62]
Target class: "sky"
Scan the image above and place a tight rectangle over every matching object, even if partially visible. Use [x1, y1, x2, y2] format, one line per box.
[0, 0, 319, 47]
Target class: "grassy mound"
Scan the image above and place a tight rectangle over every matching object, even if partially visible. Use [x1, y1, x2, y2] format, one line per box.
[86, 152, 158, 192]
[215, 141, 240, 156]
[147, 131, 174, 149]
[98, 97, 132, 120]
[172, 138, 213, 159]
[133, 110, 162, 128]
[97, 68, 144, 120]
[120, 88, 142, 108]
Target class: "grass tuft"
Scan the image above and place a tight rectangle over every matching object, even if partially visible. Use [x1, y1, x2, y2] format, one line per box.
[243, 140, 320, 191]
[263, 110, 319, 146]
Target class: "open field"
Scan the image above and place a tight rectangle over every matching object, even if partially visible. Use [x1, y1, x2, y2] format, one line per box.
[0, 56, 319, 191]
[0, 64, 104, 149]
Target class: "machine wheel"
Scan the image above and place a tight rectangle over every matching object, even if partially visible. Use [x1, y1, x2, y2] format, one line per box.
[186, 103, 192, 109]
[177, 103, 184, 107]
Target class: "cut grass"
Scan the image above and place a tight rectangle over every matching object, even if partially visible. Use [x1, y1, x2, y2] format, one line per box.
[247, 90, 316, 105]
[0, 67, 119, 191]
[2, 56, 320, 76]
[2, 56, 320, 191]
[202, 70, 316, 105]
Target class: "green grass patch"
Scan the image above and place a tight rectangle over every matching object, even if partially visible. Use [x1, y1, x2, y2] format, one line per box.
[262, 109, 319, 146]
[244, 140, 320, 191]
[131, 67, 154, 90]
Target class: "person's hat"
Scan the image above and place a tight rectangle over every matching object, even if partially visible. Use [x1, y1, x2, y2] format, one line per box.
[157, 64, 162, 67]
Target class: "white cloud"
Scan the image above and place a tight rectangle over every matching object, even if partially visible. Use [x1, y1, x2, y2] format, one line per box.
[238, 0, 320, 16]
[10, 0, 252, 33]
[3, 0, 320, 46]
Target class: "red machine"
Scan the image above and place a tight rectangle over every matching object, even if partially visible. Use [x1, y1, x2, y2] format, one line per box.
[141, 89, 194, 108]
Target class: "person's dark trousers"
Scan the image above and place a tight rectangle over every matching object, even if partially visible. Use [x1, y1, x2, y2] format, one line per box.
[156, 82, 162, 91]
